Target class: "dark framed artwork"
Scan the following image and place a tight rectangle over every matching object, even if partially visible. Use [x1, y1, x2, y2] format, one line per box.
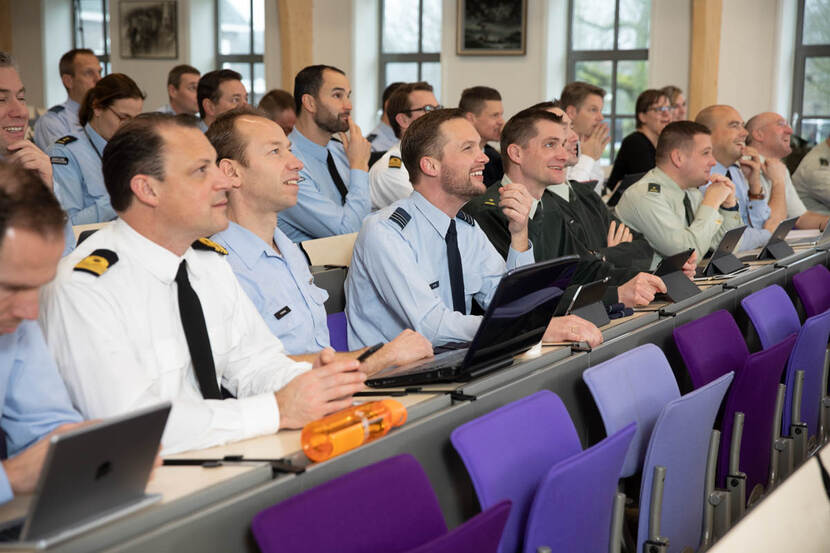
[119, 0, 178, 59]
[456, 0, 527, 56]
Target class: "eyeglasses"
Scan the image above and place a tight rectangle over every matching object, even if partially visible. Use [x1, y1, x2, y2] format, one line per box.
[402, 104, 443, 114]
[107, 106, 135, 123]
[648, 106, 672, 114]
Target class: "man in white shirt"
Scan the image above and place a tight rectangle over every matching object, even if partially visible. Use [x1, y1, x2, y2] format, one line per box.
[560, 82, 610, 192]
[39, 113, 366, 454]
[369, 81, 440, 209]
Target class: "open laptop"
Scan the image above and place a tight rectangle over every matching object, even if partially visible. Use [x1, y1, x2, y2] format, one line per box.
[737, 217, 799, 262]
[694, 225, 749, 278]
[365, 256, 581, 388]
[787, 223, 830, 248]
[0, 403, 171, 550]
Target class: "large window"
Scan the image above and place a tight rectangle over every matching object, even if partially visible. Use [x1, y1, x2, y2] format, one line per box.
[216, 0, 265, 105]
[792, 0, 830, 144]
[73, 0, 111, 74]
[567, 0, 650, 163]
[378, 0, 442, 103]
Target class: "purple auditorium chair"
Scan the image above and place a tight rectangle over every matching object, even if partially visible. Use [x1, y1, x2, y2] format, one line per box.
[326, 312, 349, 352]
[792, 264, 830, 318]
[402, 501, 511, 553]
[450, 390, 635, 553]
[674, 310, 796, 502]
[742, 285, 830, 450]
[251, 454, 511, 553]
[583, 344, 733, 552]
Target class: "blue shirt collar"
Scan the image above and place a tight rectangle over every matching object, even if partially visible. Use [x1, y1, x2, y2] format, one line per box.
[289, 127, 330, 164]
[410, 191, 454, 238]
[65, 98, 80, 115]
[83, 122, 108, 153]
[218, 221, 281, 270]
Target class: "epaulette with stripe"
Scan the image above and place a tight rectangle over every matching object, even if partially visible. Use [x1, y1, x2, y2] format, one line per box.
[192, 237, 228, 255]
[55, 135, 77, 145]
[74, 249, 118, 277]
[48, 104, 65, 113]
[366, 133, 378, 142]
[456, 210, 475, 226]
[389, 207, 411, 230]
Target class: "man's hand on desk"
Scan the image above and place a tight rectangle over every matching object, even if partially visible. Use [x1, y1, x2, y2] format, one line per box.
[359, 329, 433, 377]
[543, 315, 603, 347]
[276, 349, 365, 429]
[2, 421, 88, 494]
[682, 250, 698, 279]
[618, 273, 667, 307]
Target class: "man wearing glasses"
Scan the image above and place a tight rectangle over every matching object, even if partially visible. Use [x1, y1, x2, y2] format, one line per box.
[369, 82, 441, 209]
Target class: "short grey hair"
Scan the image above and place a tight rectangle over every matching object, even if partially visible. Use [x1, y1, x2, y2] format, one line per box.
[0, 51, 18, 70]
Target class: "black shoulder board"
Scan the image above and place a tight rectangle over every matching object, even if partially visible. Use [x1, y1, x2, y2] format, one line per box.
[48, 104, 65, 113]
[647, 183, 661, 194]
[366, 133, 378, 142]
[50, 156, 69, 165]
[456, 210, 475, 226]
[329, 136, 342, 144]
[74, 249, 118, 277]
[389, 207, 411, 230]
[55, 135, 77, 145]
[192, 237, 228, 255]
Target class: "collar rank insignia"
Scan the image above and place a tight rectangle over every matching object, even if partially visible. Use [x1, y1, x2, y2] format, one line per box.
[820, 158, 828, 167]
[388, 156, 402, 169]
[192, 237, 228, 255]
[647, 183, 661, 194]
[74, 249, 118, 277]
[483, 198, 496, 206]
[55, 135, 77, 145]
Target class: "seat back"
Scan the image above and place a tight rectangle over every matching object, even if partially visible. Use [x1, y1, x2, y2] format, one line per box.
[301, 232, 358, 267]
[403, 500, 512, 553]
[674, 309, 749, 388]
[583, 344, 681, 477]
[326, 312, 349, 352]
[637, 373, 733, 553]
[785, 309, 830, 436]
[450, 391, 582, 553]
[523, 423, 636, 553]
[251, 454, 447, 553]
[741, 285, 801, 348]
[792, 264, 830, 317]
[718, 335, 796, 493]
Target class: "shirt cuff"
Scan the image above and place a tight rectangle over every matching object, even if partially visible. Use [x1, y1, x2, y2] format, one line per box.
[506, 242, 534, 269]
[239, 393, 281, 438]
[0, 467, 13, 506]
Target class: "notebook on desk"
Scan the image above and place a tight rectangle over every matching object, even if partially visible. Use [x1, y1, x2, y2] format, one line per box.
[0, 403, 170, 550]
[365, 256, 580, 388]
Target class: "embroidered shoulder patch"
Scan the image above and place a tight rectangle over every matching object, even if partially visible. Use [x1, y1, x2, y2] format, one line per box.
[74, 249, 118, 277]
[647, 183, 661, 194]
[820, 158, 829, 167]
[388, 156, 402, 169]
[192, 237, 228, 255]
[389, 207, 411, 230]
[456, 210, 475, 226]
[55, 135, 77, 145]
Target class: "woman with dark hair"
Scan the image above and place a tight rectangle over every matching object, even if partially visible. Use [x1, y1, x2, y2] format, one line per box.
[607, 89, 673, 192]
[46, 73, 145, 224]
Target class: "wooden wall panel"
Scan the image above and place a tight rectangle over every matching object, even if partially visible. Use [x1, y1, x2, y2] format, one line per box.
[277, 0, 313, 91]
[689, 0, 722, 119]
[0, 1, 12, 53]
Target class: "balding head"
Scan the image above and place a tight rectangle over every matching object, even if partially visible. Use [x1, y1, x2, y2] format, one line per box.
[745, 112, 792, 158]
[695, 104, 747, 166]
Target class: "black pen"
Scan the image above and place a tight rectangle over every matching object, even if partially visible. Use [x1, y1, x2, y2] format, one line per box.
[357, 342, 384, 362]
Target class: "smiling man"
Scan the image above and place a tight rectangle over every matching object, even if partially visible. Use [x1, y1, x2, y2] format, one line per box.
[278, 64, 372, 241]
[39, 113, 367, 454]
[346, 108, 603, 349]
[208, 108, 432, 374]
[466, 108, 664, 308]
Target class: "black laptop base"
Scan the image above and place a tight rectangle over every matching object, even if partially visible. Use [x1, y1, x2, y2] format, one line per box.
[366, 355, 514, 388]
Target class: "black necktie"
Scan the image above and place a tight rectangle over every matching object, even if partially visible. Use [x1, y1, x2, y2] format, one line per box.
[326, 150, 348, 205]
[683, 193, 695, 226]
[445, 219, 466, 314]
[175, 260, 222, 400]
[726, 168, 736, 185]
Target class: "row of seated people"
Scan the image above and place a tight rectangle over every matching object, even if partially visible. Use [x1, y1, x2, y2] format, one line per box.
[0, 44, 820, 509]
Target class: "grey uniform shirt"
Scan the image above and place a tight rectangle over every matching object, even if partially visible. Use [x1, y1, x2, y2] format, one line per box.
[615, 167, 743, 264]
[792, 140, 830, 215]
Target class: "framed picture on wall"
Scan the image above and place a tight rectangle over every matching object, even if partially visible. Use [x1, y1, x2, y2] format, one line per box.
[456, 0, 527, 56]
[119, 0, 178, 59]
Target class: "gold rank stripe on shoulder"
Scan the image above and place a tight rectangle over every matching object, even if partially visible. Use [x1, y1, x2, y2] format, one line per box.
[74, 249, 119, 277]
[483, 198, 497, 206]
[55, 135, 77, 145]
[388, 156, 402, 169]
[193, 237, 228, 255]
[647, 183, 661, 194]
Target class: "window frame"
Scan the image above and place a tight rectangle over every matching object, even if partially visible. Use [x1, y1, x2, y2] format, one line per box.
[72, 0, 111, 74]
[566, 0, 649, 162]
[215, 0, 265, 105]
[377, 0, 441, 105]
[791, 0, 830, 142]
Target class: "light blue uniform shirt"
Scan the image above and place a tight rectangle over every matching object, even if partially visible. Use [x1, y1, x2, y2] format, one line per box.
[707, 162, 771, 250]
[278, 128, 371, 242]
[367, 121, 397, 152]
[345, 191, 534, 348]
[0, 321, 82, 504]
[33, 99, 82, 151]
[47, 123, 116, 225]
[212, 222, 330, 354]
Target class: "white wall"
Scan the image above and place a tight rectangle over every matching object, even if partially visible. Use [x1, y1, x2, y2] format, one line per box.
[649, 0, 691, 92]
[43, 0, 74, 108]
